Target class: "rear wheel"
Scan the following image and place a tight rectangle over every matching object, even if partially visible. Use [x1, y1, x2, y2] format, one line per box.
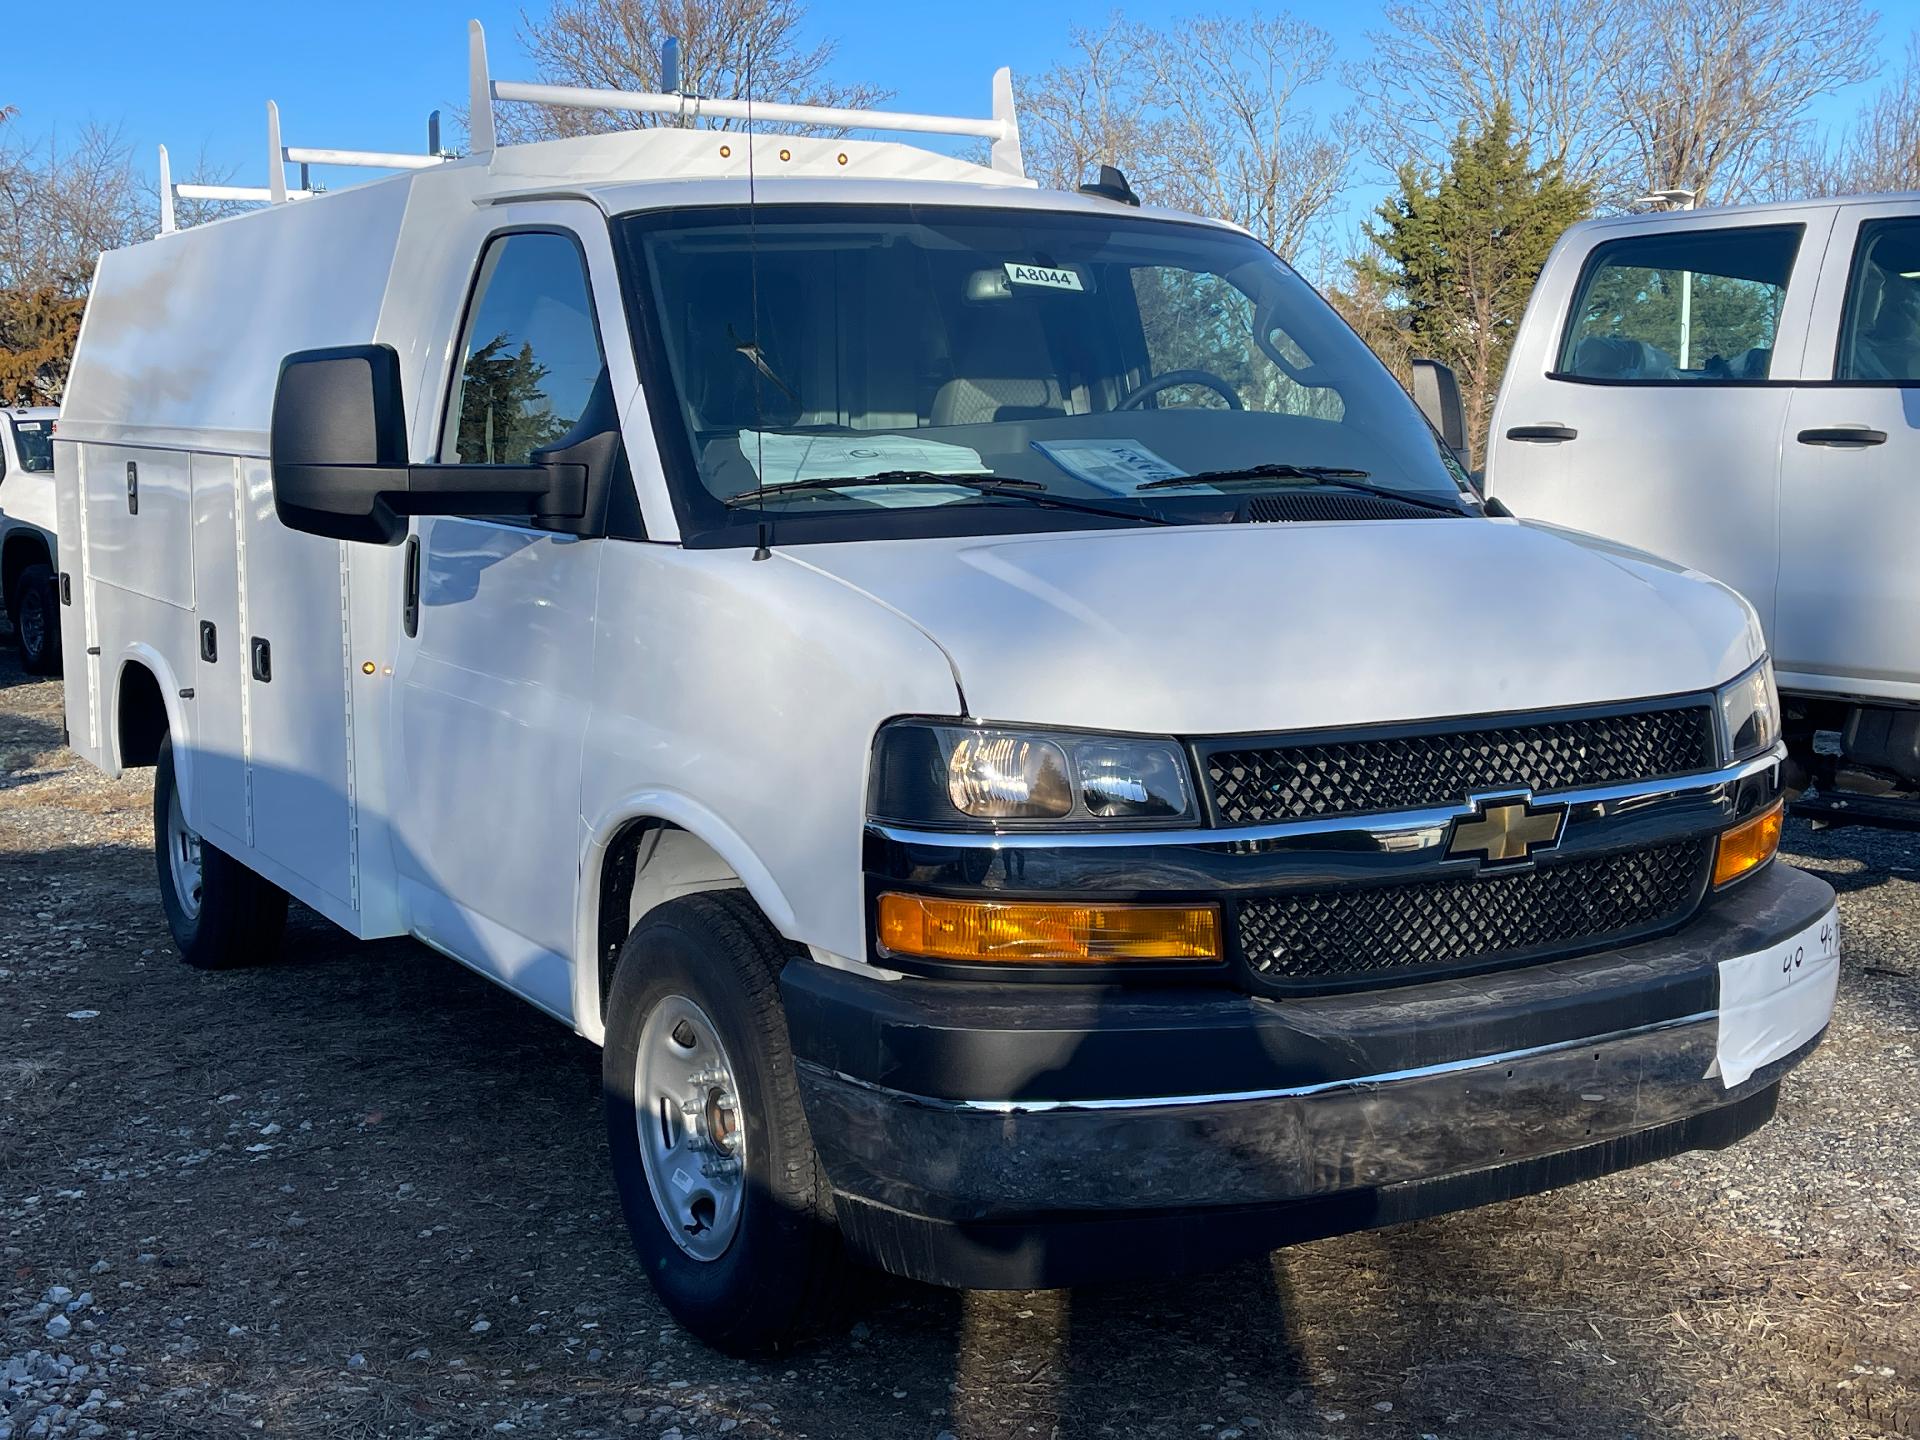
[12, 562, 60, 675]
[603, 890, 849, 1354]
[154, 734, 287, 968]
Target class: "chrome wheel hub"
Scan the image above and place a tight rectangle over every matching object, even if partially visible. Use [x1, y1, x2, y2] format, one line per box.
[165, 778, 204, 921]
[18, 599, 45, 656]
[635, 994, 746, 1262]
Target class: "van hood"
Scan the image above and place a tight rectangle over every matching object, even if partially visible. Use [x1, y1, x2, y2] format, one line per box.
[783, 518, 1764, 735]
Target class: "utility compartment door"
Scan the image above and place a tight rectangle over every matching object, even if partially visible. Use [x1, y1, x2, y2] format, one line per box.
[54, 441, 101, 762]
[238, 458, 355, 914]
[1776, 202, 1920, 700]
[1488, 215, 1832, 634]
[187, 454, 249, 850]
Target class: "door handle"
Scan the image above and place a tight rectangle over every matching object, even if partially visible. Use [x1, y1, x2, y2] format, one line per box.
[199, 621, 218, 663]
[126, 461, 139, 515]
[250, 637, 272, 683]
[1506, 425, 1578, 443]
[1796, 426, 1888, 447]
[403, 535, 421, 639]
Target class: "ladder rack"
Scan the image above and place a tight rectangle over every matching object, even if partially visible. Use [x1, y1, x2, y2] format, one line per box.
[155, 19, 1025, 234]
[158, 100, 452, 234]
[465, 18, 1024, 178]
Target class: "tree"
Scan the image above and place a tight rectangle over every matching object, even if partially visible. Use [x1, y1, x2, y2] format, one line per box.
[0, 115, 146, 405]
[498, 0, 885, 142]
[1016, 12, 1351, 267]
[453, 334, 570, 464]
[1355, 0, 1633, 194]
[1610, 0, 1877, 205]
[1357, 0, 1878, 208]
[1781, 32, 1920, 196]
[1358, 103, 1592, 462]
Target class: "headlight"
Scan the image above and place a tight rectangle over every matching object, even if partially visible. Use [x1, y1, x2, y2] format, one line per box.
[1716, 658, 1781, 762]
[870, 721, 1197, 828]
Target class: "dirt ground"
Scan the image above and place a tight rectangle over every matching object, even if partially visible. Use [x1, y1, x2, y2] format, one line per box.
[1, 640, 1916, 1440]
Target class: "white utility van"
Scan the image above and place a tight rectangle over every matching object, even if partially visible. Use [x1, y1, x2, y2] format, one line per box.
[57, 23, 1839, 1352]
[2, 405, 62, 673]
[1488, 195, 1920, 830]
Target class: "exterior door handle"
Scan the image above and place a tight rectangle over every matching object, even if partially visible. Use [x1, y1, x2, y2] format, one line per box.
[199, 621, 218, 663]
[1506, 425, 1578, 443]
[1797, 427, 1887, 447]
[250, 637, 272, 683]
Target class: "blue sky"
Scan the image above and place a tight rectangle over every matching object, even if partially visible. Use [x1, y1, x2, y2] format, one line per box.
[5, 0, 1913, 252]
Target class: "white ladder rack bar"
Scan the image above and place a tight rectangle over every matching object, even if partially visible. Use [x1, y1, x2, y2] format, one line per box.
[284, 146, 448, 170]
[159, 100, 449, 233]
[467, 19, 1024, 177]
[175, 184, 315, 202]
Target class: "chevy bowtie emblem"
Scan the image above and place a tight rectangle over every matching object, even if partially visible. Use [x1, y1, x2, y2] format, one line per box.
[1446, 794, 1567, 866]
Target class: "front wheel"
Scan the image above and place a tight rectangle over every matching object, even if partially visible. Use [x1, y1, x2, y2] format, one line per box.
[154, 734, 288, 969]
[603, 890, 849, 1354]
[12, 562, 61, 675]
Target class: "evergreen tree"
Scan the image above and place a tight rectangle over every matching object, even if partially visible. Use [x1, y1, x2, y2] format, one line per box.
[1357, 102, 1591, 463]
[454, 334, 570, 465]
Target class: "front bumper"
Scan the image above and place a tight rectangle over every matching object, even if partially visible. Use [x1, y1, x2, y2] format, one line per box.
[783, 860, 1836, 1289]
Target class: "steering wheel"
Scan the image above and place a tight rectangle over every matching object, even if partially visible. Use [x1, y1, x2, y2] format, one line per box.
[1117, 368, 1244, 412]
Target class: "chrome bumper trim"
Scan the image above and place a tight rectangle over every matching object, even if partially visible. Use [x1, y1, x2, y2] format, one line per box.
[870, 748, 1783, 853]
[811, 1010, 1720, 1114]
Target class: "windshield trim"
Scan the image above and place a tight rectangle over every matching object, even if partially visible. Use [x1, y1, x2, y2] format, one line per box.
[613, 202, 1462, 548]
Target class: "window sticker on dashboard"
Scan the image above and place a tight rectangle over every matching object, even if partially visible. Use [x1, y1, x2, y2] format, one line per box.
[1712, 905, 1839, 1088]
[1003, 262, 1084, 291]
[1033, 439, 1186, 492]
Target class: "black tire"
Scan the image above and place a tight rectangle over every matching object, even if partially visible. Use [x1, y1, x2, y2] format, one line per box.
[153, 734, 287, 969]
[603, 889, 849, 1354]
[12, 562, 60, 676]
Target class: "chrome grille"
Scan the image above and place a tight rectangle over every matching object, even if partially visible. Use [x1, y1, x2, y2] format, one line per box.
[1200, 706, 1716, 825]
[1234, 838, 1713, 991]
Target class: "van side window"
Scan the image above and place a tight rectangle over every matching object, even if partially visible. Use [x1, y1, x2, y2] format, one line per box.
[440, 232, 605, 465]
[1836, 218, 1920, 383]
[1557, 226, 1801, 383]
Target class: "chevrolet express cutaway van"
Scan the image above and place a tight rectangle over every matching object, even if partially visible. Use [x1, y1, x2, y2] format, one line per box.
[54, 23, 1838, 1352]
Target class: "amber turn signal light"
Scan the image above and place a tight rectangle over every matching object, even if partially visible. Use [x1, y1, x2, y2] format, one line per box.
[1713, 802, 1783, 887]
[876, 894, 1221, 965]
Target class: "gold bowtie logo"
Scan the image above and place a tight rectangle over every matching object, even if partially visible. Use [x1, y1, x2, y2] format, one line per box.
[1446, 795, 1567, 866]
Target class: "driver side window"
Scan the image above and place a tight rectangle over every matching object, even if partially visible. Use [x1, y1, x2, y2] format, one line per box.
[441, 231, 606, 465]
[1130, 267, 1343, 418]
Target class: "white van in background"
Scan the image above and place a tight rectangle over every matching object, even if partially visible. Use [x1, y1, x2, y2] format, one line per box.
[52, 22, 1837, 1353]
[1487, 196, 1920, 830]
[2, 405, 62, 673]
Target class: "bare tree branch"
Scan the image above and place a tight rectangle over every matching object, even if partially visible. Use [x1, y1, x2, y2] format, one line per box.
[498, 0, 887, 142]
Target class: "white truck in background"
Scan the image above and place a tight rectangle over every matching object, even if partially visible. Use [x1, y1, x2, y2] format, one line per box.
[1487, 195, 1920, 832]
[2, 406, 62, 673]
[52, 22, 1838, 1353]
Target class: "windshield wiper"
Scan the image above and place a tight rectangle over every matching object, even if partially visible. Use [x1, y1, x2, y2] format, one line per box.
[724, 470, 1177, 525]
[1135, 463, 1468, 515]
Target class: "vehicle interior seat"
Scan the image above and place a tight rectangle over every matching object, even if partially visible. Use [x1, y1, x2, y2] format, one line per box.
[1569, 335, 1678, 380]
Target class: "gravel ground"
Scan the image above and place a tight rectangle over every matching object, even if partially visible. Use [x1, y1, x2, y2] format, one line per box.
[1, 638, 1915, 1440]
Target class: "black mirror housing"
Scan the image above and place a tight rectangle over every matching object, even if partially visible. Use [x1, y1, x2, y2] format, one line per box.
[1410, 357, 1470, 460]
[270, 343, 584, 545]
[271, 344, 414, 545]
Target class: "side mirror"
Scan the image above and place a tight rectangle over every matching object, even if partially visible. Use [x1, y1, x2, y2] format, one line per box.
[1410, 357, 1470, 461]
[270, 343, 584, 545]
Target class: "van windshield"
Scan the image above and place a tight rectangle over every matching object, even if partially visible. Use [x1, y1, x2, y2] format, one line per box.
[618, 205, 1470, 542]
[7, 417, 54, 473]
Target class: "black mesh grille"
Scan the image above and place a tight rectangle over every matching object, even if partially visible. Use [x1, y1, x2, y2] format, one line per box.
[1202, 706, 1715, 825]
[1245, 492, 1462, 524]
[1235, 838, 1713, 989]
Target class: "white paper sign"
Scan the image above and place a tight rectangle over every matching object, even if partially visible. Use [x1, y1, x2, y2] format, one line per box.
[1032, 439, 1187, 493]
[739, 431, 990, 486]
[1712, 905, 1839, 1088]
[1004, 262, 1084, 291]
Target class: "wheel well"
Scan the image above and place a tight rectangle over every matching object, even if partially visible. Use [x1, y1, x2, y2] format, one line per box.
[596, 820, 744, 1019]
[1, 531, 51, 619]
[116, 662, 169, 768]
